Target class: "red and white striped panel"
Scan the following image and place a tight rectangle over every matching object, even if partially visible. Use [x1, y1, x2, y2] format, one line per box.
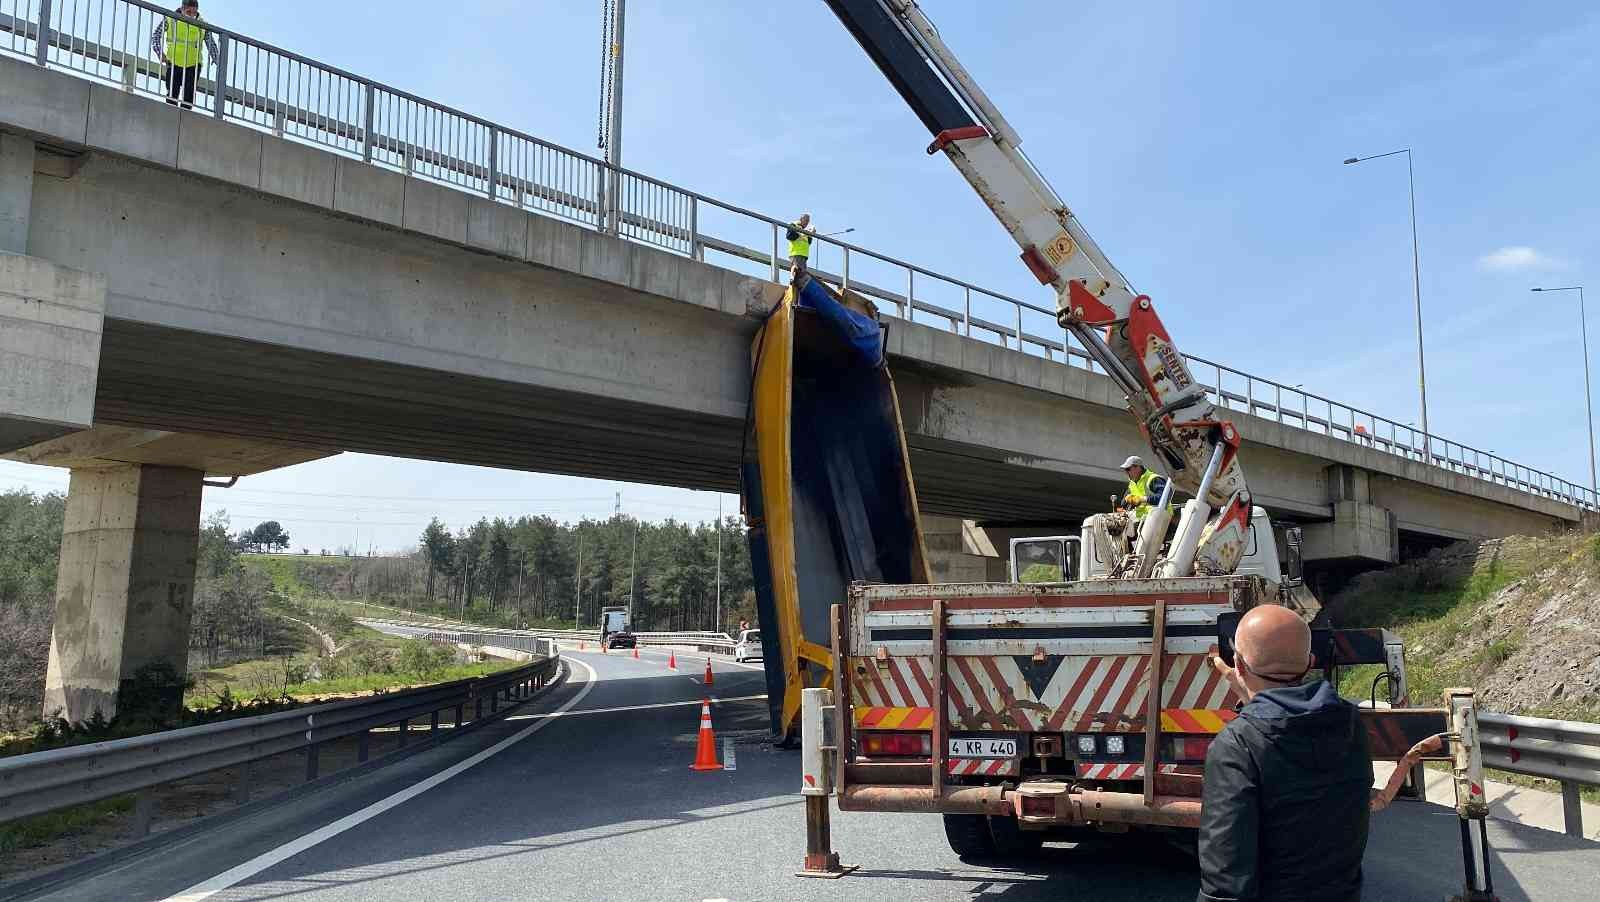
[947, 757, 1018, 777]
[1075, 763, 1197, 780]
[853, 652, 1240, 735]
[850, 655, 935, 711]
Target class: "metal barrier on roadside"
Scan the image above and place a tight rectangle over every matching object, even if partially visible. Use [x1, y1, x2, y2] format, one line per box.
[0, 652, 560, 829]
[1, 0, 1592, 510]
[1478, 711, 1600, 838]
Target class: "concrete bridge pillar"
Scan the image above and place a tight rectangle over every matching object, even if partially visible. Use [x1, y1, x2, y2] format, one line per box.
[0, 132, 33, 252]
[921, 516, 1000, 583]
[43, 464, 205, 723]
[1301, 464, 1398, 565]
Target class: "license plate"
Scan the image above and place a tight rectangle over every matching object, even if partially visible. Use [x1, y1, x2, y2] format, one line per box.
[948, 737, 1018, 759]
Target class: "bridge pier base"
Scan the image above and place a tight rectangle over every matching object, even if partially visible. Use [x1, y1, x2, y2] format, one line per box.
[42, 463, 204, 724]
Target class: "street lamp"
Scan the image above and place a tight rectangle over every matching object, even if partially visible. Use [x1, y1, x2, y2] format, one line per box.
[1532, 286, 1596, 496]
[815, 227, 855, 274]
[1344, 149, 1429, 460]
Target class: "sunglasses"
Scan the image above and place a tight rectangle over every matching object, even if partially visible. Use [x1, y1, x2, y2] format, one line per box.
[1234, 651, 1313, 686]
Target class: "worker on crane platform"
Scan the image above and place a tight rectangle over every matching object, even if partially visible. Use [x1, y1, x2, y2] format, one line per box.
[1119, 455, 1167, 519]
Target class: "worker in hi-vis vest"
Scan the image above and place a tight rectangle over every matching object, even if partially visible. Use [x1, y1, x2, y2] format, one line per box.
[151, 0, 219, 110]
[785, 213, 813, 288]
[1119, 455, 1168, 520]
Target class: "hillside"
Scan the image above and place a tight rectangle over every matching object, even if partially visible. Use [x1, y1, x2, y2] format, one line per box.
[1327, 531, 1600, 721]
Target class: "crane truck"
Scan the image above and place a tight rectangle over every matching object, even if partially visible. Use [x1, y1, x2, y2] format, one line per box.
[735, 2, 1497, 894]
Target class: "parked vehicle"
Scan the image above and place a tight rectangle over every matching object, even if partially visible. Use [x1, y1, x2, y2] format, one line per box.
[734, 629, 763, 663]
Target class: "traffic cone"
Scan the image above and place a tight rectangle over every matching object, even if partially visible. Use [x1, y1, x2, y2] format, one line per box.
[668, 651, 677, 670]
[632, 646, 639, 659]
[579, 642, 585, 651]
[690, 699, 721, 771]
[704, 658, 715, 686]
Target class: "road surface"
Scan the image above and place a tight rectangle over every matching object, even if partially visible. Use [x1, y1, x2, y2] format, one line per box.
[15, 647, 1598, 901]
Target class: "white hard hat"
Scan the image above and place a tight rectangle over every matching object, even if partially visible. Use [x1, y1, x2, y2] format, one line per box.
[1120, 455, 1144, 470]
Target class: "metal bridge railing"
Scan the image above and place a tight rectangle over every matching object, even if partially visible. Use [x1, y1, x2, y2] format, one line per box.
[3, 0, 1592, 510]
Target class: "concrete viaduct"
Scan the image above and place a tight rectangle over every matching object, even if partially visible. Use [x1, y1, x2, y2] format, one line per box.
[0, 52, 1585, 720]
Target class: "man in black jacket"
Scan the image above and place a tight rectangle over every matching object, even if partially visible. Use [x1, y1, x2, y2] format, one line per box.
[1198, 605, 1372, 902]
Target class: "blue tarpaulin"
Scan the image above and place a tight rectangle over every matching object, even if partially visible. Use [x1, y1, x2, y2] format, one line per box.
[794, 277, 884, 368]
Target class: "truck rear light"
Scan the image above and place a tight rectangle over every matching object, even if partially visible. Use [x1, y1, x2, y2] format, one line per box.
[1166, 736, 1214, 763]
[1075, 735, 1097, 755]
[861, 731, 931, 757]
[1104, 735, 1126, 755]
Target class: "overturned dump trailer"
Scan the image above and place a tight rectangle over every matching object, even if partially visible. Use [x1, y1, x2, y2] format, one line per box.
[742, 277, 931, 742]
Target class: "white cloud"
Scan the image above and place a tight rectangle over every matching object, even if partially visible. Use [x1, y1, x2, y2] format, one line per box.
[1477, 246, 1560, 271]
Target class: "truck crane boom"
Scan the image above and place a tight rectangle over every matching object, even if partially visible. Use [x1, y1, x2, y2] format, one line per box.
[822, 0, 1254, 576]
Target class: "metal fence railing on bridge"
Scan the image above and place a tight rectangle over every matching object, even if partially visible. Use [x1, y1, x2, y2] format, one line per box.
[3, 0, 1594, 510]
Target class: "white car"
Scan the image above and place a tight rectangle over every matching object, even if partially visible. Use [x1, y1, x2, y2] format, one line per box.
[733, 629, 762, 663]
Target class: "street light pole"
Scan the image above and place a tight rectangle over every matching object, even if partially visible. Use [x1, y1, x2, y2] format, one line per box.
[1344, 149, 1429, 460]
[816, 227, 854, 276]
[714, 496, 723, 633]
[1532, 286, 1596, 497]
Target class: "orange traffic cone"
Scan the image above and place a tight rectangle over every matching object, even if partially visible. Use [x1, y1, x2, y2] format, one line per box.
[704, 658, 715, 686]
[579, 642, 585, 651]
[632, 646, 639, 659]
[668, 651, 677, 670]
[690, 699, 721, 771]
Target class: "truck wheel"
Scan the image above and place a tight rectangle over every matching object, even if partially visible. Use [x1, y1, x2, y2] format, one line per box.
[987, 815, 1045, 859]
[942, 813, 996, 862]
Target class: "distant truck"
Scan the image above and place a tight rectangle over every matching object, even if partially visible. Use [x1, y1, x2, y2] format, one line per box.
[600, 606, 634, 649]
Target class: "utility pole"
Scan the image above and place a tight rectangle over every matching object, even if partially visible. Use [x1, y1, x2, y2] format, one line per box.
[714, 496, 723, 633]
[598, 0, 626, 234]
[573, 532, 584, 628]
[628, 518, 639, 624]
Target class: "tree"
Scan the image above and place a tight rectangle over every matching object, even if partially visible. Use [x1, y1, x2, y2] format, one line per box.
[420, 518, 454, 601]
[245, 521, 290, 552]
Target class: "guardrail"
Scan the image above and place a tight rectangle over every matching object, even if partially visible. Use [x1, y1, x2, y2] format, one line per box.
[0, 652, 560, 830]
[1479, 711, 1599, 838]
[1, 0, 1591, 510]
[360, 618, 737, 652]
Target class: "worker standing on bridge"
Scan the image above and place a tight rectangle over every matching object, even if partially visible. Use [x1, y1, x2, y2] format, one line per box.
[786, 213, 812, 288]
[1197, 606, 1373, 902]
[151, 1, 219, 111]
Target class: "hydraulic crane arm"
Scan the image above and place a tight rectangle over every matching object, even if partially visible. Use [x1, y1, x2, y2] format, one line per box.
[821, 0, 1254, 576]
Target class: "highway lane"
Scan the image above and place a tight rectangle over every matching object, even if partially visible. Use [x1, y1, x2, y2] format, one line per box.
[20, 649, 1599, 902]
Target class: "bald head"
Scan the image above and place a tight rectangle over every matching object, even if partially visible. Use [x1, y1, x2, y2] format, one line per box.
[1235, 605, 1311, 687]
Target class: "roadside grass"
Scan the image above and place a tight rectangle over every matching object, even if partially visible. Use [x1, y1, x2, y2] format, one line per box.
[0, 796, 135, 856]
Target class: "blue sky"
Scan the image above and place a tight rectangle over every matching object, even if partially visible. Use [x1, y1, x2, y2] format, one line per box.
[4, 1, 1597, 551]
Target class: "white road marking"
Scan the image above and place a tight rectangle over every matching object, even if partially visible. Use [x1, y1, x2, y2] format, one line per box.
[161, 658, 599, 902]
[504, 693, 767, 721]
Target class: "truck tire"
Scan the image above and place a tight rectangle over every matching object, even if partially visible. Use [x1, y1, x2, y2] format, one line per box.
[942, 813, 996, 861]
[987, 815, 1045, 859]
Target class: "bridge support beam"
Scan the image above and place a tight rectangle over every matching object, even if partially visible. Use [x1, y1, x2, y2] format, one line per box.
[0, 132, 33, 252]
[0, 251, 105, 453]
[43, 463, 204, 724]
[1302, 465, 1398, 565]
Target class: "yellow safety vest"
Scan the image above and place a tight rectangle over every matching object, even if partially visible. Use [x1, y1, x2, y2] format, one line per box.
[1125, 469, 1160, 518]
[166, 17, 205, 68]
[787, 224, 811, 259]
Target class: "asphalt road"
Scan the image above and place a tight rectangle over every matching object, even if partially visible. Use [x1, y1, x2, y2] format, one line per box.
[17, 647, 1599, 902]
